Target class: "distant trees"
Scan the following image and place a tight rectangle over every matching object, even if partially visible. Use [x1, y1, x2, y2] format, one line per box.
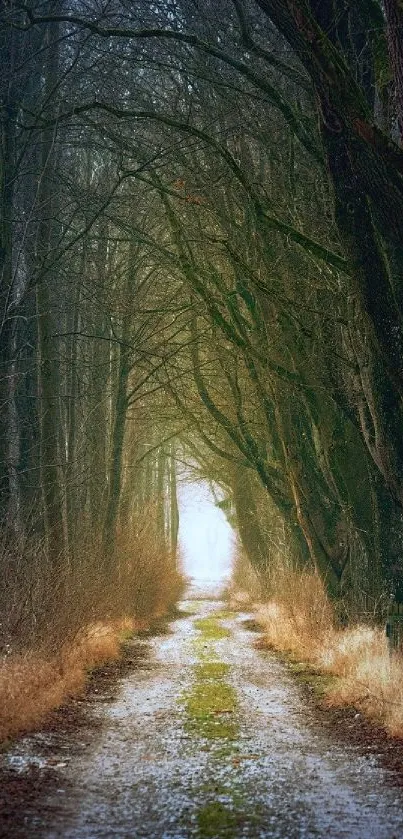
[2, 0, 403, 623]
[0, 4, 186, 650]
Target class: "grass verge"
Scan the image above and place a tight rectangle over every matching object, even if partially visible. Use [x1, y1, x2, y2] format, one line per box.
[0, 619, 135, 743]
[0, 517, 185, 743]
[255, 568, 403, 737]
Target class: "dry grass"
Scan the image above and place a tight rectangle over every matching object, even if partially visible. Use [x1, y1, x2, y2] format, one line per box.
[0, 518, 184, 656]
[226, 549, 262, 609]
[0, 513, 185, 742]
[256, 567, 333, 657]
[318, 628, 403, 735]
[255, 565, 403, 737]
[0, 620, 129, 741]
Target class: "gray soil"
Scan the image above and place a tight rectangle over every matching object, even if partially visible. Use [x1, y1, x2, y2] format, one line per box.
[2, 596, 403, 838]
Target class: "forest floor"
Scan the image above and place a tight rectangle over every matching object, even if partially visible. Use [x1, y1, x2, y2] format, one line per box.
[2, 594, 403, 838]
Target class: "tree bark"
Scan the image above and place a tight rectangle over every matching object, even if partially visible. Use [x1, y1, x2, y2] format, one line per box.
[384, 0, 403, 144]
[102, 342, 130, 560]
[255, 0, 403, 509]
[35, 12, 65, 567]
[170, 443, 179, 561]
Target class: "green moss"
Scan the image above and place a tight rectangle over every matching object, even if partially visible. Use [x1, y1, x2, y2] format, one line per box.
[181, 609, 267, 832]
[186, 679, 236, 716]
[191, 642, 217, 659]
[195, 662, 230, 680]
[196, 802, 238, 838]
[195, 800, 261, 837]
[185, 679, 237, 740]
[287, 660, 336, 696]
[188, 716, 237, 740]
[183, 613, 238, 741]
[212, 742, 240, 759]
[194, 617, 230, 640]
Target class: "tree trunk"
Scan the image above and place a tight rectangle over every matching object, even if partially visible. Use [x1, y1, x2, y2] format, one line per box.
[88, 225, 109, 533]
[102, 236, 137, 560]
[102, 344, 130, 560]
[35, 13, 65, 567]
[65, 257, 82, 552]
[0, 21, 19, 521]
[156, 447, 166, 547]
[170, 443, 180, 561]
[256, 0, 403, 509]
[384, 0, 403, 144]
[231, 463, 269, 574]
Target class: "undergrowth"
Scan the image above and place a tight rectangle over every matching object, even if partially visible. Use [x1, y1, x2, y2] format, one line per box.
[0, 620, 128, 742]
[251, 565, 403, 737]
[0, 518, 185, 742]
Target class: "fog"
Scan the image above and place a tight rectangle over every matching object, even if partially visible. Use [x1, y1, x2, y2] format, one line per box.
[178, 481, 234, 582]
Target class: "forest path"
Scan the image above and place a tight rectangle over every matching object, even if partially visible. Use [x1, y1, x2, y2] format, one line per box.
[3, 597, 403, 838]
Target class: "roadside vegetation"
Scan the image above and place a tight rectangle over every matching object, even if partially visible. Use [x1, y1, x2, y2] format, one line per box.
[2, 1, 403, 747]
[0, 521, 184, 742]
[230, 554, 403, 737]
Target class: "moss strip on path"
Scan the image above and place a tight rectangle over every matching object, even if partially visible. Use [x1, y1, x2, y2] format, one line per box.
[183, 609, 261, 837]
[184, 614, 237, 741]
[185, 679, 237, 740]
[194, 662, 230, 680]
[196, 801, 239, 838]
[193, 617, 230, 640]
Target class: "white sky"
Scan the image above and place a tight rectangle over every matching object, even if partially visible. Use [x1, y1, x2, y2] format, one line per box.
[178, 480, 234, 581]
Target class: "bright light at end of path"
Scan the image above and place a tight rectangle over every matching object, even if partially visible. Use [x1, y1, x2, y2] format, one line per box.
[178, 481, 235, 582]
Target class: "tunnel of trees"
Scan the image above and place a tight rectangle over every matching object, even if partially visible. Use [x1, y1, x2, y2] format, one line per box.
[1, 0, 403, 649]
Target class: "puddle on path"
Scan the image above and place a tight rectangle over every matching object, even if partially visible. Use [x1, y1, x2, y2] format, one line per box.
[2, 600, 403, 838]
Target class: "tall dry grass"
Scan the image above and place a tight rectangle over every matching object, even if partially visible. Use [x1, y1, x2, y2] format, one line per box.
[0, 621, 126, 741]
[227, 549, 262, 607]
[255, 565, 403, 737]
[0, 517, 185, 741]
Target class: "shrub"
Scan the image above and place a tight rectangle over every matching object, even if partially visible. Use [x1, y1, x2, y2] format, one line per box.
[0, 515, 185, 741]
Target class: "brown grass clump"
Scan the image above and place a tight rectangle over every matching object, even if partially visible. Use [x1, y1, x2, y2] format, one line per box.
[0, 512, 184, 659]
[0, 620, 126, 741]
[0, 511, 185, 742]
[318, 628, 403, 736]
[0, 654, 66, 742]
[255, 565, 403, 737]
[256, 566, 333, 658]
[226, 549, 262, 608]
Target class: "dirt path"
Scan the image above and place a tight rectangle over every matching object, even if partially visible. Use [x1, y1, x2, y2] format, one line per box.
[2, 599, 403, 838]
